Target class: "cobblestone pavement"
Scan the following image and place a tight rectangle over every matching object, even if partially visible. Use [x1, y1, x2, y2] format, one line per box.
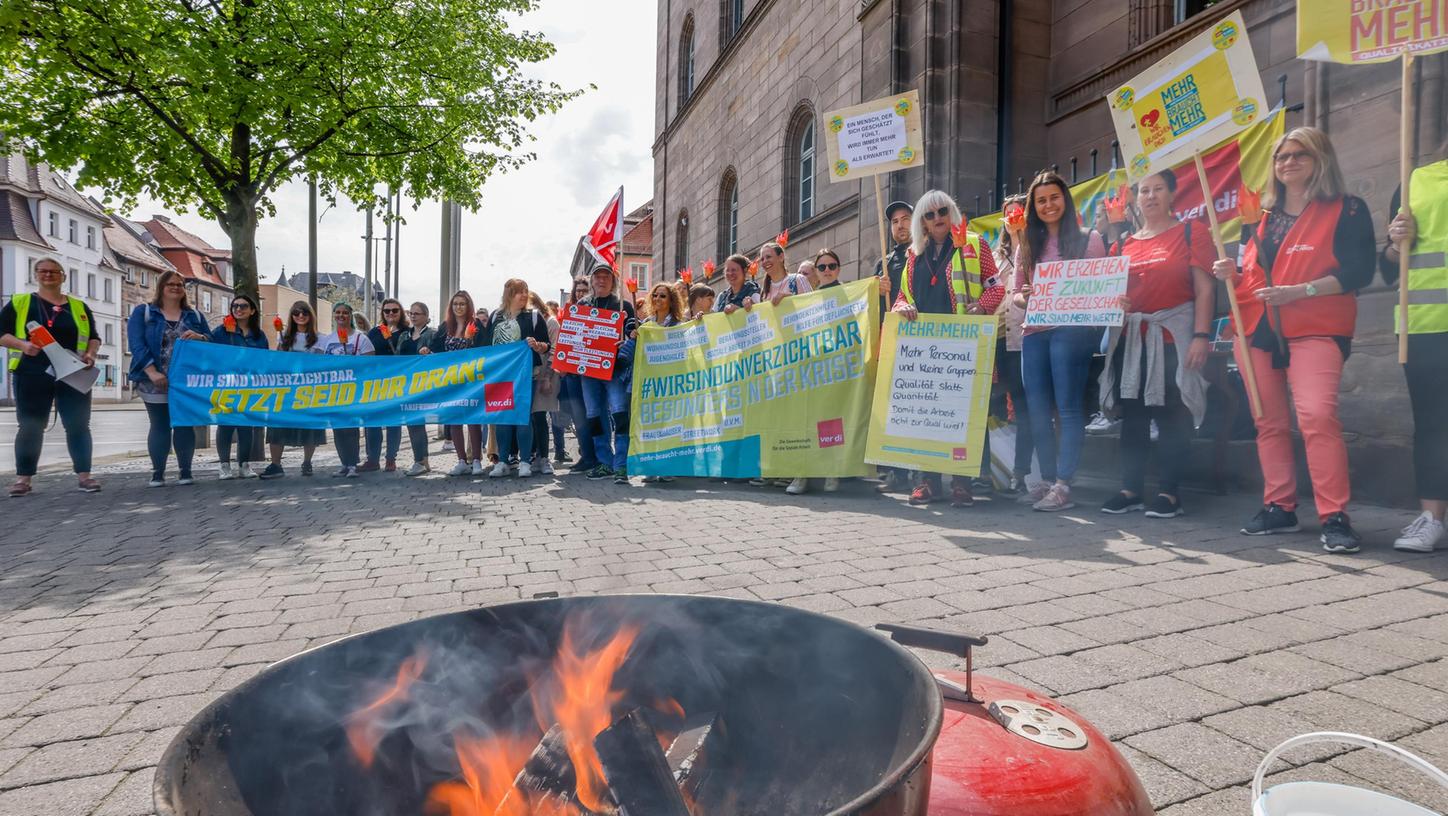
[1, 447, 1446, 816]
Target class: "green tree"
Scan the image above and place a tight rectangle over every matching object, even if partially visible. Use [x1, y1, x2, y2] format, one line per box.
[0, 0, 581, 297]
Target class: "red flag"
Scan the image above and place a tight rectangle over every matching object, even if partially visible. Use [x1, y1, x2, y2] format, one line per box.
[585, 186, 624, 268]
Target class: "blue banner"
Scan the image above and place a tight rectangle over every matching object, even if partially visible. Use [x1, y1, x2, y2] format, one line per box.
[167, 340, 534, 429]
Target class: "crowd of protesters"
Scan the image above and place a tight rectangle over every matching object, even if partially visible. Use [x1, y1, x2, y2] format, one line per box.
[4, 126, 1445, 557]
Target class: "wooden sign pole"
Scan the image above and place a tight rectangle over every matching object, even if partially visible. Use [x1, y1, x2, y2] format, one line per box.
[1193, 150, 1264, 419]
[1398, 52, 1416, 364]
[872, 174, 891, 277]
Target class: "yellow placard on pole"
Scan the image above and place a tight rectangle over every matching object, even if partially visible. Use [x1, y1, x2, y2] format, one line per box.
[865, 313, 997, 477]
[1298, 0, 1448, 63]
[822, 90, 925, 184]
[1107, 10, 1267, 182]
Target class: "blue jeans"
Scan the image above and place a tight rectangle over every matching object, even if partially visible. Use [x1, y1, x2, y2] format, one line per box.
[580, 374, 630, 470]
[364, 426, 401, 463]
[496, 423, 535, 463]
[560, 374, 597, 466]
[1021, 327, 1098, 484]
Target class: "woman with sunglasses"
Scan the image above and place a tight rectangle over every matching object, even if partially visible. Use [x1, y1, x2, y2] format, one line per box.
[361, 298, 409, 473]
[260, 302, 325, 478]
[1212, 127, 1375, 552]
[209, 294, 269, 479]
[1009, 171, 1107, 512]
[320, 302, 374, 478]
[777, 249, 849, 496]
[427, 289, 489, 476]
[1, 258, 102, 497]
[398, 302, 437, 476]
[483, 279, 552, 478]
[129, 270, 211, 488]
[713, 254, 761, 314]
[756, 241, 811, 306]
[558, 277, 599, 472]
[638, 283, 685, 485]
[893, 193, 1005, 507]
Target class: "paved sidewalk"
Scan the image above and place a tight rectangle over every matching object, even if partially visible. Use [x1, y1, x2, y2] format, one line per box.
[0, 449, 1445, 815]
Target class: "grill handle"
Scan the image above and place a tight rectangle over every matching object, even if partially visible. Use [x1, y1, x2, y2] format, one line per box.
[875, 624, 989, 704]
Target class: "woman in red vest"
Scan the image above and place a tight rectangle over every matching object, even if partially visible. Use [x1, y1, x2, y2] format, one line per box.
[1212, 126, 1377, 553]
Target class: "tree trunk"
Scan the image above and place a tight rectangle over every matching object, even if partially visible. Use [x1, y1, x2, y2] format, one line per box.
[219, 189, 260, 300]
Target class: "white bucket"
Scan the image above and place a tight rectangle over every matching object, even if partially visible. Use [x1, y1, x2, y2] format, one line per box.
[1252, 732, 1448, 816]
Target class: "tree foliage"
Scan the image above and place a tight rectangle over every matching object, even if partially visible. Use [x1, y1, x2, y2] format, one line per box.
[0, 0, 582, 295]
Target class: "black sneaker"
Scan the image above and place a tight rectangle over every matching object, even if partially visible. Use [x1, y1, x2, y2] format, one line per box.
[1320, 512, 1362, 554]
[258, 464, 286, 480]
[970, 477, 994, 495]
[301, 462, 314, 477]
[1241, 504, 1301, 535]
[586, 464, 615, 481]
[997, 477, 1024, 498]
[1144, 494, 1184, 519]
[613, 468, 629, 485]
[1101, 493, 1145, 514]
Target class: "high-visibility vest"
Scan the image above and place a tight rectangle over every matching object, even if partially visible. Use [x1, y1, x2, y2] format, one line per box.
[902, 232, 985, 315]
[1399, 160, 1448, 335]
[8, 292, 90, 371]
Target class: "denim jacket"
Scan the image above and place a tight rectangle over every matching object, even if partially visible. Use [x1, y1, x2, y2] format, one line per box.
[208, 324, 270, 350]
[128, 304, 210, 382]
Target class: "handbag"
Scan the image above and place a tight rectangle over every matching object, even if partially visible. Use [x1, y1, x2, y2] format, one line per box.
[534, 364, 559, 398]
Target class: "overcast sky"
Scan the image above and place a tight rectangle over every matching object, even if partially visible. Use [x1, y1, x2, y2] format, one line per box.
[86, 0, 656, 313]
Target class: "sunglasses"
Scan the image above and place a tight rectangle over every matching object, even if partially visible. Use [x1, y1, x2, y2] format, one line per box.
[382, 307, 401, 314]
[922, 206, 951, 222]
[232, 303, 252, 311]
[1274, 150, 1312, 164]
[291, 310, 310, 317]
[816, 262, 840, 272]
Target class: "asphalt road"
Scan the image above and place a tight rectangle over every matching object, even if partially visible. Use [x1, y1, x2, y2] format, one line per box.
[0, 405, 152, 474]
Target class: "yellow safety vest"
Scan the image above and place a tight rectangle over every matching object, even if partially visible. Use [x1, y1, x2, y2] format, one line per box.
[8, 293, 91, 371]
[1399, 160, 1448, 335]
[902, 232, 985, 315]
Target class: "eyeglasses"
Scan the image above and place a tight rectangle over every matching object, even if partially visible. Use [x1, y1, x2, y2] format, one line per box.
[409, 310, 426, 317]
[164, 283, 186, 290]
[922, 206, 951, 222]
[35, 267, 62, 275]
[1274, 150, 1312, 164]
[651, 293, 669, 299]
[816, 262, 840, 272]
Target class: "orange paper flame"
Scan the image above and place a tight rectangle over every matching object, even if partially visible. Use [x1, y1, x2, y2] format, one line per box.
[702, 259, 716, 278]
[747, 259, 759, 278]
[223, 315, 237, 332]
[775, 229, 789, 249]
[346, 653, 427, 769]
[1238, 184, 1264, 226]
[464, 320, 477, 339]
[338, 326, 349, 343]
[1104, 185, 1129, 223]
[1004, 208, 1026, 233]
[680, 267, 693, 285]
[950, 220, 970, 248]
[273, 315, 285, 332]
[380, 324, 392, 339]
[624, 277, 638, 294]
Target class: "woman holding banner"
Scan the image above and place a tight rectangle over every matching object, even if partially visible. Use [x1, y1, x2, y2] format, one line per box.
[714, 255, 761, 314]
[640, 282, 684, 486]
[778, 249, 850, 496]
[130, 269, 212, 488]
[428, 290, 489, 477]
[580, 263, 639, 484]
[1211, 126, 1374, 553]
[483, 280, 551, 478]
[400, 302, 436, 477]
[361, 298, 408, 473]
[529, 291, 561, 473]
[1098, 169, 1214, 519]
[321, 302, 374, 478]
[2, 258, 102, 497]
[1381, 143, 1448, 553]
[210, 294, 269, 480]
[260, 302, 325, 479]
[1010, 171, 1107, 512]
[894, 191, 1005, 507]
[757, 241, 811, 305]
[988, 196, 1034, 496]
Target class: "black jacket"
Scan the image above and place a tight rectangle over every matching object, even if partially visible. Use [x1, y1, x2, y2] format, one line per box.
[366, 325, 413, 356]
[428, 317, 488, 353]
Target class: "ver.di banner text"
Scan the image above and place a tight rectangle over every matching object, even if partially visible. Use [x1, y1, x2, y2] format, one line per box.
[166, 340, 534, 429]
[628, 278, 880, 478]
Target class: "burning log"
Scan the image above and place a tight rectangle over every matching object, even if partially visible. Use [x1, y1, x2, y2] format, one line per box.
[594, 709, 692, 816]
[491, 725, 613, 816]
[665, 711, 718, 804]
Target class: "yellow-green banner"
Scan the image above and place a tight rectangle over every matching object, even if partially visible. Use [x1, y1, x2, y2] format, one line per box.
[865, 313, 998, 477]
[1299, 1, 1448, 63]
[628, 278, 880, 478]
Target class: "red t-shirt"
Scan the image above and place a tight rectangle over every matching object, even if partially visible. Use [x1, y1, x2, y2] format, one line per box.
[1117, 220, 1213, 342]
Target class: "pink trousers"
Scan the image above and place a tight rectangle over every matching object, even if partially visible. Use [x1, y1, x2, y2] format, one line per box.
[1237, 337, 1350, 519]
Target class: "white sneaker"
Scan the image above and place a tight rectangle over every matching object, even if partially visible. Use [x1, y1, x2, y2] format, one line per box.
[1033, 483, 1076, 512]
[1394, 512, 1445, 553]
[1086, 413, 1120, 434]
[218, 463, 235, 480]
[239, 464, 259, 478]
[176, 476, 195, 486]
[489, 462, 509, 478]
[147, 478, 165, 488]
[440, 439, 454, 453]
[343, 467, 359, 478]
[785, 477, 809, 495]
[405, 462, 430, 477]
[517, 463, 533, 478]
[539, 460, 554, 476]
[472, 461, 485, 477]
[448, 461, 471, 477]
[822, 477, 840, 493]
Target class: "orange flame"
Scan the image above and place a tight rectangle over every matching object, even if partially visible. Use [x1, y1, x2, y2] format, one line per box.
[701, 259, 715, 278]
[223, 314, 237, 332]
[747, 259, 759, 278]
[680, 267, 693, 285]
[1238, 184, 1264, 226]
[425, 733, 540, 816]
[531, 620, 640, 813]
[775, 229, 789, 249]
[338, 325, 349, 343]
[624, 277, 638, 294]
[950, 220, 971, 248]
[380, 324, 392, 339]
[1004, 208, 1026, 233]
[1103, 184, 1129, 223]
[273, 315, 285, 332]
[464, 320, 477, 339]
[346, 653, 427, 768]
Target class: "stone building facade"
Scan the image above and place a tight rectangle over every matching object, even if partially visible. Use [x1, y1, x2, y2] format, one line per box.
[652, 0, 1448, 502]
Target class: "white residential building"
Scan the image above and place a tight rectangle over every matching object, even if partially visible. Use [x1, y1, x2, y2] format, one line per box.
[1, 149, 125, 402]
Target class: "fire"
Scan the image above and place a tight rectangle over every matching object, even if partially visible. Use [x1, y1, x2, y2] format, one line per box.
[426, 734, 541, 816]
[531, 619, 640, 813]
[346, 652, 428, 768]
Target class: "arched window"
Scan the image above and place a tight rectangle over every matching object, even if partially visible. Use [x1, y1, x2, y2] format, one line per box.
[679, 16, 696, 106]
[720, 0, 745, 45]
[675, 210, 690, 276]
[783, 104, 817, 225]
[717, 168, 739, 261]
